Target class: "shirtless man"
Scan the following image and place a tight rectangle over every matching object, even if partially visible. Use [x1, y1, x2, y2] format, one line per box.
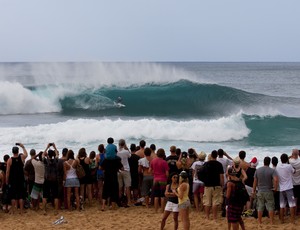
[239, 150, 250, 171]
[136, 140, 146, 158]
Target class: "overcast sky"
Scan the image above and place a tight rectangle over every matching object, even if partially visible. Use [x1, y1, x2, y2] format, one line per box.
[1, 0, 300, 62]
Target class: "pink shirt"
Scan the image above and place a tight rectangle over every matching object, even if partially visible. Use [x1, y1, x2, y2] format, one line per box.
[150, 157, 169, 182]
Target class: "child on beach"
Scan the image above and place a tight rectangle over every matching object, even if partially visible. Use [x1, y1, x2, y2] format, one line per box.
[105, 137, 117, 159]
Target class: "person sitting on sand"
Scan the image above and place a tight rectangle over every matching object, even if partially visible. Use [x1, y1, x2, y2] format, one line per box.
[161, 172, 179, 230]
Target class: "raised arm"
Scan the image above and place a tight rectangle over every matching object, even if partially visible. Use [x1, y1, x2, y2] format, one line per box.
[19, 143, 28, 162]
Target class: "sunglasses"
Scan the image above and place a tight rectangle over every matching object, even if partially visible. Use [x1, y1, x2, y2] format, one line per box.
[173, 176, 178, 178]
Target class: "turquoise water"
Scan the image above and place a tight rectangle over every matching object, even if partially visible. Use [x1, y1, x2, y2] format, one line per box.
[0, 62, 299, 162]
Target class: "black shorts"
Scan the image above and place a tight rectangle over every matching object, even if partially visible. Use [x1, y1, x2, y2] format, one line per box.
[293, 185, 300, 199]
[43, 180, 59, 199]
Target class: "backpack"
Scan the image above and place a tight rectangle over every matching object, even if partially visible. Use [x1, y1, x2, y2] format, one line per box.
[196, 162, 208, 185]
[230, 180, 249, 206]
[45, 158, 58, 182]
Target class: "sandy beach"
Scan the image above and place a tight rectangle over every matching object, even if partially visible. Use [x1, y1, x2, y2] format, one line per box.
[1, 204, 298, 230]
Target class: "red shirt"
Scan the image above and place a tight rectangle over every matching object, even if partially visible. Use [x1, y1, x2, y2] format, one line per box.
[150, 157, 169, 182]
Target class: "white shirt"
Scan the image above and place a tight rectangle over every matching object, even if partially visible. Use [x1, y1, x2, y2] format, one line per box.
[31, 159, 45, 184]
[138, 157, 150, 168]
[276, 163, 295, 191]
[117, 148, 131, 171]
[218, 157, 232, 183]
[289, 158, 300, 185]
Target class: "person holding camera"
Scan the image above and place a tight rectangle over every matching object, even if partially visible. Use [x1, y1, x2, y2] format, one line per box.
[42, 143, 59, 214]
[6, 143, 28, 214]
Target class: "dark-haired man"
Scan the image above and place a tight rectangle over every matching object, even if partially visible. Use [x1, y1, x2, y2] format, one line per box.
[136, 140, 146, 158]
[239, 150, 250, 171]
[203, 150, 224, 221]
[6, 143, 28, 214]
[252, 156, 278, 225]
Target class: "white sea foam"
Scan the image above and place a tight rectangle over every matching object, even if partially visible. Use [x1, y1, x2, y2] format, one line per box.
[0, 62, 200, 87]
[0, 115, 250, 153]
[0, 81, 60, 114]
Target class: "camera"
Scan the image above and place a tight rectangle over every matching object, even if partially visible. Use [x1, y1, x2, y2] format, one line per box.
[49, 143, 53, 146]
[15, 143, 20, 146]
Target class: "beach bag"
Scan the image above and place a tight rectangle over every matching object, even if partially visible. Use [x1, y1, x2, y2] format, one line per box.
[197, 162, 208, 185]
[45, 159, 58, 182]
[76, 163, 86, 179]
[231, 180, 249, 206]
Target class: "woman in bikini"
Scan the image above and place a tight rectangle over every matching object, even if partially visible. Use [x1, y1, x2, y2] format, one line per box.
[173, 171, 191, 230]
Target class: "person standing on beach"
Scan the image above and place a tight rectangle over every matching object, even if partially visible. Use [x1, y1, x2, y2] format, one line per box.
[238, 151, 250, 171]
[95, 144, 105, 204]
[226, 167, 246, 230]
[77, 147, 92, 207]
[138, 147, 154, 208]
[203, 150, 224, 221]
[191, 151, 206, 212]
[6, 143, 28, 214]
[289, 149, 300, 214]
[252, 156, 278, 225]
[128, 143, 140, 203]
[150, 148, 169, 213]
[136, 140, 146, 158]
[100, 154, 123, 211]
[173, 171, 191, 230]
[160, 172, 179, 230]
[58, 147, 68, 209]
[276, 153, 296, 224]
[166, 146, 179, 176]
[43, 143, 60, 214]
[117, 139, 132, 206]
[31, 151, 45, 211]
[64, 150, 80, 211]
[24, 149, 36, 199]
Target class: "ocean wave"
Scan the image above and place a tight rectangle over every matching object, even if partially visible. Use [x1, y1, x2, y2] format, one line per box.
[0, 115, 250, 145]
[1, 79, 300, 118]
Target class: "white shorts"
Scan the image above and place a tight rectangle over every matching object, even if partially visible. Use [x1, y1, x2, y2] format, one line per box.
[165, 201, 179, 212]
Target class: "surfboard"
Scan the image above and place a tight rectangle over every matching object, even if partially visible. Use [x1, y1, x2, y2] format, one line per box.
[114, 102, 126, 108]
